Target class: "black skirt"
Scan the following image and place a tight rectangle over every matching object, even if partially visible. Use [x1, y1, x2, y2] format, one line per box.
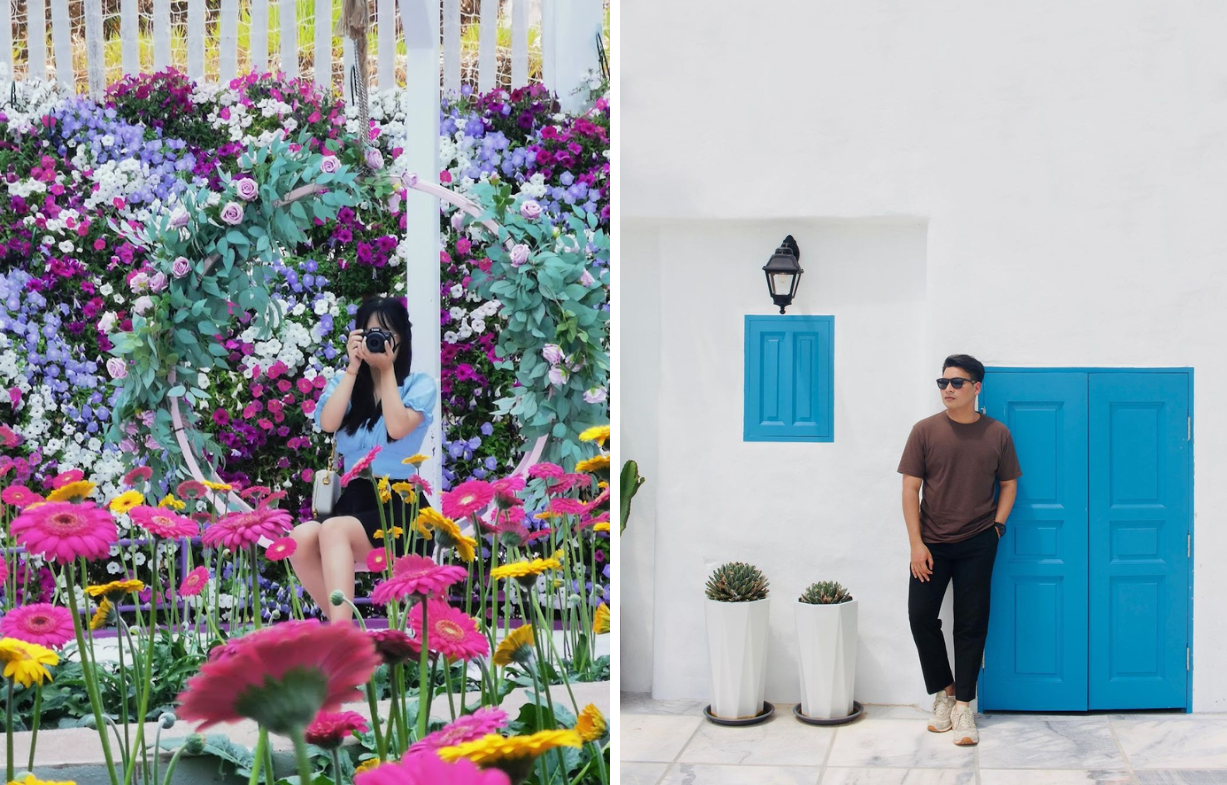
[330, 477, 432, 547]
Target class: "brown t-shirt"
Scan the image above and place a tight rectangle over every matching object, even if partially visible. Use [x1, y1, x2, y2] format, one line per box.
[897, 412, 1023, 544]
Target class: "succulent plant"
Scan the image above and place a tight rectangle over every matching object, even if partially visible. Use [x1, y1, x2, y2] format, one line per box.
[799, 581, 853, 605]
[705, 562, 770, 602]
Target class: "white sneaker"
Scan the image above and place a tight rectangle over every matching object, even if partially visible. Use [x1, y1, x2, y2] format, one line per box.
[951, 704, 979, 746]
[927, 692, 954, 732]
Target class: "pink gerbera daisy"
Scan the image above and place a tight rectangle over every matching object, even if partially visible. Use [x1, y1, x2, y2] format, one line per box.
[202, 507, 293, 549]
[266, 537, 296, 561]
[179, 566, 211, 597]
[240, 485, 273, 502]
[408, 599, 489, 661]
[49, 469, 85, 489]
[491, 476, 525, 508]
[527, 462, 564, 480]
[1, 485, 45, 509]
[546, 475, 580, 495]
[370, 556, 468, 605]
[407, 474, 433, 496]
[129, 505, 198, 539]
[259, 490, 288, 508]
[340, 446, 383, 487]
[368, 628, 420, 665]
[548, 497, 587, 516]
[0, 603, 75, 649]
[305, 710, 369, 749]
[366, 550, 389, 572]
[524, 529, 552, 545]
[176, 480, 208, 500]
[177, 620, 380, 734]
[409, 707, 509, 754]
[355, 753, 510, 785]
[122, 466, 153, 487]
[11, 502, 118, 562]
[442, 480, 495, 520]
[0, 554, 6, 581]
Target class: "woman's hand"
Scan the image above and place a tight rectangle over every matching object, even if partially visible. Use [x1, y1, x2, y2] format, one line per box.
[364, 341, 394, 372]
[345, 330, 365, 373]
[910, 542, 934, 582]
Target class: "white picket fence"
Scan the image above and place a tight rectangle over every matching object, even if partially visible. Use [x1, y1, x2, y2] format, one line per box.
[0, 0, 606, 101]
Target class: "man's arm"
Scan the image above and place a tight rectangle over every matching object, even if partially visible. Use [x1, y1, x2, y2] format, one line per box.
[995, 479, 1018, 533]
[902, 474, 924, 546]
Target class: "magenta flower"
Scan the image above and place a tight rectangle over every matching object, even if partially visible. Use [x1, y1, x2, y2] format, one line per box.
[356, 753, 510, 785]
[408, 599, 489, 661]
[0, 603, 75, 649]
[266, 537, 297, 561]
[123, 466, 153, 487]
[11, 502, 118, 562]
[130, 505, 198, 539]
[202, 507, 292, 549]
[442, 480, 494, 520]
[527, 462, 565, 481]
[180, 566, 210, 597]
[370, 555, 467, 604]
[409, 707, 509, 753]
[340, 446, 383, 487]
[305, 710, 369, 749]
[549, 497, 587, 516]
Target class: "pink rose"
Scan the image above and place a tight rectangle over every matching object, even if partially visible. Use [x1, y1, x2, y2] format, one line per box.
[580, 268, 595, 286]
[584, 387, 607, 404]
[234, 177, 259, 201]
[219, 202, 244, 225]
[510, 243, 531, 267]
[548, 367, 570, 387]
[148, 272, 167, 292]
[542, 344, 564, 365]
[364, 148, 384, 170]
[169, 206, 190, 228]
[106, 358, 128, 379]
[520, 200, 543, 221]
[172, 256, 191, 278]
[400, 171, 419, 188]
[320, 155, 340, 174]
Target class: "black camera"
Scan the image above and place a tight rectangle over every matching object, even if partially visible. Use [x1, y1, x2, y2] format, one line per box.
[363, 328, 396, 354]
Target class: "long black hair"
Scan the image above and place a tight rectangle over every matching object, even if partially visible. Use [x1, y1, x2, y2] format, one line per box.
[342, 297, 414, 436]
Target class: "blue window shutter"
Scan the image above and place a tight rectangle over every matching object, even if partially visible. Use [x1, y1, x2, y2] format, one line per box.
[744, 316, 833, 442]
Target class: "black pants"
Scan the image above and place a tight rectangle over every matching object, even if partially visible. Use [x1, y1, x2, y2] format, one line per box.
[908, 525, 1000, 702]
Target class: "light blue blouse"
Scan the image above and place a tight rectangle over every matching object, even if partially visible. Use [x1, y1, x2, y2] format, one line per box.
[313, 371, 437, 480]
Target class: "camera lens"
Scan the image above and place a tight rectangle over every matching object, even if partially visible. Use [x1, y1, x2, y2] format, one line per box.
[364, 330, 388, 354]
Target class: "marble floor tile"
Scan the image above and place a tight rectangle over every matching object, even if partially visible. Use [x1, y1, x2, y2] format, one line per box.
[980, 771, 1134, 785]
[820, 768, 975, 785]
[1114, 720, 1227, 769]
[619, 762, 670, 785]
[678, 713, 835, 766]
[825, 719, 975, 769]
[622, 692, 709, 716]
[975, 716, 1125, 769]
[1135, 771, 1227, 784]
[860, 705, 931, 720]
[621, 714, 704, 763]
[659, 763, 822, 785]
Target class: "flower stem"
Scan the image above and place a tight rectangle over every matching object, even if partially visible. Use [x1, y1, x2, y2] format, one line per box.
[415, 598, 430, 741]
[247, 730, 266, 785]
[26, 681, 42, 773]
[365, 678, 387, 762]
[7, 679, 15, 783]
[330, 748, 343, 784]
[291, 730, 314, 784]
[68, 561, 120, 785]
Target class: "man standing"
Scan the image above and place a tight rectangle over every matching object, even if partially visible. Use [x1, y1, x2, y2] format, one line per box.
[897, 354, 1022, 746]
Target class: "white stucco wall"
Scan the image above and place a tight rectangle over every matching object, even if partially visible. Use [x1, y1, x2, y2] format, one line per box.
[620, 1, 1227, 710]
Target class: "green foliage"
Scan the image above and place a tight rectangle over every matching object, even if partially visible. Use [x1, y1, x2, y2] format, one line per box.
[465, 182, 611, 469]
[799, 581, 854, 605]
[705, 562, 770, 603]
[619, 459, 645, 533]
[104, 131, 368, 492]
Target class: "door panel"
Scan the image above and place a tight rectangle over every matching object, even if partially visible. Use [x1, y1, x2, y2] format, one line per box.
[1088, 374, 1189, 709]
[979, 373, 1089, 711]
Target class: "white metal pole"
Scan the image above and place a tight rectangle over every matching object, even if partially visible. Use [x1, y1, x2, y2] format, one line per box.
[400, 0, 442, 499]
[552, 0, 602, 112]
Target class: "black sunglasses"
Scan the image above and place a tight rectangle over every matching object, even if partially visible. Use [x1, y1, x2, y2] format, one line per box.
[936, 378, 976, 390]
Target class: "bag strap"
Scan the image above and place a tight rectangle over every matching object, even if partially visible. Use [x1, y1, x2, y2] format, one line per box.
[329, 435, 338, 472]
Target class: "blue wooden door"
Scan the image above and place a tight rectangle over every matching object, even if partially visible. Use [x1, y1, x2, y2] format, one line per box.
[1088, 374, 1190, 709]
[978, 372, 1089, 711]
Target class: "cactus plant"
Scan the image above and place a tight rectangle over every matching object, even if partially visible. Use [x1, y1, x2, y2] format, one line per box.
[799, 581, 853, 605]
[705, 562, 770, 602]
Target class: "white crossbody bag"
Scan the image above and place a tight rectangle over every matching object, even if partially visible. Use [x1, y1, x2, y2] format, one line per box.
[311, 437, 341, 519]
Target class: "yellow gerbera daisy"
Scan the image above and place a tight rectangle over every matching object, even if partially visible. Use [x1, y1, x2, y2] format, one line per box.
[577, 425, 610, 446]
[47, 480, 97, 503]
[372, 526, 404, 540]
[377, 476, 392, 503]
[597, 481, 609, 490]
[438, 730, 583, 768]
[414, 507, 451, 539]
[86, 579, 145, 599]
[7, 774, 77, 785]
[108, 490, 145, 514]
[575, 704, 607, 742]
[391, 482, 417, 503]
[431, 515, 477, 562]
[593, 522, 610, 533]
[575, 456, 611, 474]
[593, 603, 610, 634]
[400, 454, 429, 467]
[492, 624, 535, 667]
[158, 494, 186, 511]
[200, 480, 233, 492]
[353, 759, 382, 774]
[90, 599, 113, 631]
[489, 558, 562, 581]
[534, 511, 559, 521]
[0, 638, 59, 688]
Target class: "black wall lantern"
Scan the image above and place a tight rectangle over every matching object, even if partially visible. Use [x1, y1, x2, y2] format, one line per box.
[762, 235, 803, 314]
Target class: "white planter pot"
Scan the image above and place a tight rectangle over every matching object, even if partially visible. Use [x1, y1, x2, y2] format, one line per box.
[704, 597, 771, 720]
[795, 599, 858, 719]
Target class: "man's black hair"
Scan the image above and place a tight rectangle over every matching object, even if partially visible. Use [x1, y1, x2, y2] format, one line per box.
[942, 354, 984, 383]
